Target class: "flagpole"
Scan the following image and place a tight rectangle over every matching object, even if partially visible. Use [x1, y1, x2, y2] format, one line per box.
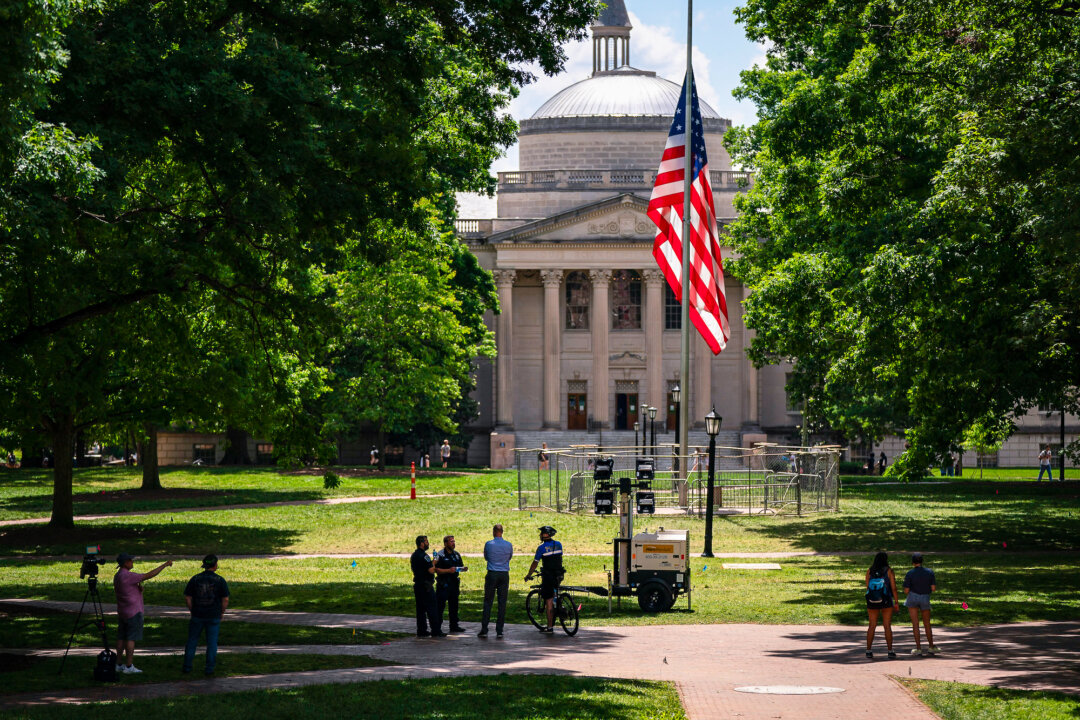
[679, 0, 692, 476]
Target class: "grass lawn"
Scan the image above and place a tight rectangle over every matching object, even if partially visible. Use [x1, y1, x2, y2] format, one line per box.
[0, 674, 686, 720]
[2, 479, 1077, 558]
[3, 553, 1077, 627]
[0, 466, 515, 521]
[0, 651, 393, 697]
[844, 466, 1080, 483]
[0, 606, 402, 648]
[899, 678, 1080, 720]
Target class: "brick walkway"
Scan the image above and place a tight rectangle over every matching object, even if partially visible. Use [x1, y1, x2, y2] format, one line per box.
[4, 600, 1078, 718]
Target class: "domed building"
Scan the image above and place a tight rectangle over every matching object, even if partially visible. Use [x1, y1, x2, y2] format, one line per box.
[457, 1, 793, 466]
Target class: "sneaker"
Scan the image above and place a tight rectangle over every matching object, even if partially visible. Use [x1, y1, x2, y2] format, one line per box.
[927, 646, 939, 655]
[496, 633, 504, 639]
[449, 626, 466, 633]
[910, 648, 923, 656]
[865, 651, 873, 658]
[431, 631, 447, 638]
[125, 665, 142, 674]
[540, 627, 554, 634]
[888, 651, 897, 659]
[477, 630, 488, 638]
[116, 664, 124, 673]
[417, 632, 432, 638]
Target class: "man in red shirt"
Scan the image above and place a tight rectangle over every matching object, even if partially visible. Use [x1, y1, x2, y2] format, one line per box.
[113, 552, 172, 674]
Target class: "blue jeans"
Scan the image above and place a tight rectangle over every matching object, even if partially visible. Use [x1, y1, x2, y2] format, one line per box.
[183, 616, 221, 674]
[1038, 464, 1053, 481]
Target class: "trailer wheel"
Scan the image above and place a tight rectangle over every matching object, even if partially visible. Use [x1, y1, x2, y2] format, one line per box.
[637, 581, 673, 613]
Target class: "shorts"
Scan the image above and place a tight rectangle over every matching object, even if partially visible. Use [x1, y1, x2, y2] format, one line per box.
[905, 592, 931, 610]
[117, 612, 144, 641]
[866, 596, 894, 610]
[539, 573, 563, 600]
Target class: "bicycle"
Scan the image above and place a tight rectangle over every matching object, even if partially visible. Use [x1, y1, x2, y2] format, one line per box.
[525, 581, 579, 636]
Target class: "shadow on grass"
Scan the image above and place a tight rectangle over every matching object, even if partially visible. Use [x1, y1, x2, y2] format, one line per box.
[736, 483, 1080, 553]
[0, 521, 300, 556]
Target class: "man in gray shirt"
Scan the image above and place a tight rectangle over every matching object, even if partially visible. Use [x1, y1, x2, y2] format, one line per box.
[478, 524, 513, 638]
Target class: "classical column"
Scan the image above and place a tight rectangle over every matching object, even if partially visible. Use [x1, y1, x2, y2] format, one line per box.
[493, 270, 516, 428]
[643, 269, 666, 416]
[589, 269, 612, 428]
[541, 270, 563, 428]
[743, 282, 759, 425]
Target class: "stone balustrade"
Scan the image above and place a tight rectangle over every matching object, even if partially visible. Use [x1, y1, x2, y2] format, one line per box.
[497, 168, 754, 192]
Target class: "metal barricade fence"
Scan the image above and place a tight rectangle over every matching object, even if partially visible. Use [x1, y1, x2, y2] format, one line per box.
[515, 444, 840, 515]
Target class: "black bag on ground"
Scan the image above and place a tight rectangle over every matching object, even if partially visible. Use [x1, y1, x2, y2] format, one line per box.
[93, 649, 118, 681]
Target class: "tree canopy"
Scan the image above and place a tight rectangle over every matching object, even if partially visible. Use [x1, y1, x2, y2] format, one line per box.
[726, 0, 1080, 475]
[0, 0, 600, 525]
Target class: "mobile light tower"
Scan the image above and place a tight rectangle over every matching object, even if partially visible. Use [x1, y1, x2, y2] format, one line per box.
[702, 407, 721, 557]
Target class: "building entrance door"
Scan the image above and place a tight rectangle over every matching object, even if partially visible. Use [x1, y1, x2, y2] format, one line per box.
[567, 393, 587, 430]
[615, 393, 638, 430]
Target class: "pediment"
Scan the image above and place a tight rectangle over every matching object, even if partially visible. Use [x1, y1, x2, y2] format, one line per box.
[489, 194, 654, 244]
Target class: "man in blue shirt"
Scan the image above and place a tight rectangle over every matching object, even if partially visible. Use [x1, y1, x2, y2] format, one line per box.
[903, 552, 938, 656]
[525, 525, 563, 633]
[478, 524, 513, 638]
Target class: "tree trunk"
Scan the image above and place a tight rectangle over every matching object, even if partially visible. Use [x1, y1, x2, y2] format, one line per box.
[48, 412, 76, 529]
[219, 426, 252, 465]
[141, 423, 161, 490]
[75, 430, 87, 469]
[377, 427, 385, 471]
[20, 445, 44, 469]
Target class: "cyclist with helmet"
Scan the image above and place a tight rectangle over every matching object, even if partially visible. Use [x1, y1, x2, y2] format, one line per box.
[525, 525, 564, 633]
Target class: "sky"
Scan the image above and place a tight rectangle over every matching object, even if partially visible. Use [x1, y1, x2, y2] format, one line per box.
[458, 0, 766, 217]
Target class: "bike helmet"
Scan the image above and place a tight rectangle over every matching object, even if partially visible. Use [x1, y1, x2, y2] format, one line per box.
[539, 525, 556, 537]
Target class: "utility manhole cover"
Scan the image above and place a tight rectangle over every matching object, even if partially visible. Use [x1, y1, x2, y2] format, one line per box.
[734, 686, 845, 695]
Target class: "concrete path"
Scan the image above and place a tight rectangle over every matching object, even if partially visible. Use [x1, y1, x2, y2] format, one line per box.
[0, 494, 450, 527]
[4, 600, 1078, 718]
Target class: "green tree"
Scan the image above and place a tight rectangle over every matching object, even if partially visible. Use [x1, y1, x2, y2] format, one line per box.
[727, 0, 1080, 477]
[1, 0, 599, 526]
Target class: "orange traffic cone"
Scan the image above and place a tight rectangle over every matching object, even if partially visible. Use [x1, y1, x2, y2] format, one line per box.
[410, 462, 417, 500]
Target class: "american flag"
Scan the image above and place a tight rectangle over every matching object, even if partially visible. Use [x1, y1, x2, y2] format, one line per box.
[647, 73, 730, 355]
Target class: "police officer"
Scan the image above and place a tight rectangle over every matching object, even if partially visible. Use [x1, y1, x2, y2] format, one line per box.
[434, 535, 468, 633]
[410, 536, 445, 638]
[524, 525, 564, 634]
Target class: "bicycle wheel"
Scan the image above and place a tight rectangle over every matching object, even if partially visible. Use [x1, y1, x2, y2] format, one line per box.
[557, 592, 579, 636]
[525, 588, 545, 630]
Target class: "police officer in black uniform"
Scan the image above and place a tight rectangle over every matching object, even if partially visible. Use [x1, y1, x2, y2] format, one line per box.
[434, 535, 468, 632]
[410, 535, 445, 638]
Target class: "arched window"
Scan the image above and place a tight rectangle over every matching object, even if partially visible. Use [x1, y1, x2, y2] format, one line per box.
[565, 271, 591, 329]
[611, 270, 642, 329]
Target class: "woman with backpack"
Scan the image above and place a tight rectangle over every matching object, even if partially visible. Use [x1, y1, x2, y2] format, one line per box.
[864, 551, 899, 658]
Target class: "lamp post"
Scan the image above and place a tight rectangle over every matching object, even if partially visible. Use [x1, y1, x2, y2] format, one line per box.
[702, 407, 721, 558]
[634, 421, 640, 454]
[671, 384, 681, 440]
[648, 405, 658, 452]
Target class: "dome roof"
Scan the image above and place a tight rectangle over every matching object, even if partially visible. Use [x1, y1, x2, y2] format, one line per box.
[531, 68, 721, 120]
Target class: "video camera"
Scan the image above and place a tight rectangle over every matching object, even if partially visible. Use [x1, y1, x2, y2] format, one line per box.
[80, 545, 107, 579]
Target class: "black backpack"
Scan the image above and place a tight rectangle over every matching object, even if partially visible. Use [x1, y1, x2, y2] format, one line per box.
[94, 649, 118, 681]
[866, 567, 889, 605]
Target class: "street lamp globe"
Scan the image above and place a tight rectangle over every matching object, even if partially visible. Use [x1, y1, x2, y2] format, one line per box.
[671, 384, 681, 405]
[647, 406, 657, 420]
[704, 407, 722, 437]
[633, 421, 639, 432]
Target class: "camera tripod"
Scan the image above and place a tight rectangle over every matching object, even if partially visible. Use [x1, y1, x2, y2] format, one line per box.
[59, 576, 111, 675]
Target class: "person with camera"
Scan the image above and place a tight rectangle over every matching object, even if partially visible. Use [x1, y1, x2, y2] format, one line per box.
[113, 552, 173, 674]
[182, 554, 230, 676]
[524, 525, 563, 634]
[433, 535, 468, 633]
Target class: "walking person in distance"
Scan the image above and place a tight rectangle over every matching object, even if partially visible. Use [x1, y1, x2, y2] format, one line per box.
[864, 551, 898, 659]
